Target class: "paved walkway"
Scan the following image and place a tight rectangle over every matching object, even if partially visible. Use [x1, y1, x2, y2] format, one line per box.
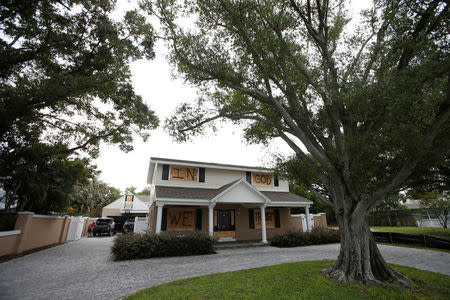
[0, 237, 449, 300]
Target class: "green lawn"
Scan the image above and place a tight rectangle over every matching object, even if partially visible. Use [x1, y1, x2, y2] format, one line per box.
[126, 260, 450, 300]
[371, 226, 450, 240]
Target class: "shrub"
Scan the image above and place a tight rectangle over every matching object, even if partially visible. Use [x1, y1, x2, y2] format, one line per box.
[270, 229, 340, 247]
[0, 213, 17, 231]
[112, 232, 216, 261]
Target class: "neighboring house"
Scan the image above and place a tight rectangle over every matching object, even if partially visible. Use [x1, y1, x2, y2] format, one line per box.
[146, 157, 318, 243]
[405, 199, 449, 228]
[102, 193, 151, 218]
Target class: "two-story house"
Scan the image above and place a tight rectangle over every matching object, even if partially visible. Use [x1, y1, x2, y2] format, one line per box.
[146, 157, 314, 243]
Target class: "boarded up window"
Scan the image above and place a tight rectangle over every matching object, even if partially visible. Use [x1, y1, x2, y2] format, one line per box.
[166, 209, 195, 230]
[252, 173, 273, 186]
[170, 166, 198, 182]
[124, 195, 134, 211]
[254, 208, 276, 228]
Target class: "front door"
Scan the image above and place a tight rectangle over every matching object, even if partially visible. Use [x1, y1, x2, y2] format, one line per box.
[214, 209, 236, 240]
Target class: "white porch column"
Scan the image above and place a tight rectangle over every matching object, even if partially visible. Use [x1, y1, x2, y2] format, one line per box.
[155, 202, 164, 234]
[305, 205, 311, 232]
[260, 205, 268, 244]
[208, 204, 215, 237]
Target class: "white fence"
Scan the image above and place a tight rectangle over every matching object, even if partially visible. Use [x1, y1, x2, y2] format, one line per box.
[134, 216, 149, 234]
[291, 213, 326, 232]
[66, 216, 86, 241]
[417, 219, 448, 228]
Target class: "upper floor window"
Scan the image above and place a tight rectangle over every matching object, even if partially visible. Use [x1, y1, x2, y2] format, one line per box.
[252, 173, 274, 186]
[162, 165, 205, 182]
[170, 166, 198, 181]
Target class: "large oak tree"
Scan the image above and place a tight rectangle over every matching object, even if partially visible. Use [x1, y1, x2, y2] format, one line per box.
[151, 0, 449, 284]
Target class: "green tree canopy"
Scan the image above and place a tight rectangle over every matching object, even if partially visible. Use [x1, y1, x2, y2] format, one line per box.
[151, 0, 449, 285]
[1, 0, 158, 155]
[69, 178, 122, 217]
[0, 0, 159, 211]
[1, 141, 93, 213]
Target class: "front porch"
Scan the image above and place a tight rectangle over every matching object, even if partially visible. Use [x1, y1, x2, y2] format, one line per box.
[151, 179, 313, 242]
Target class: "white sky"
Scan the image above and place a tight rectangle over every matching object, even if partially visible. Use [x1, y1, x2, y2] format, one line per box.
[95, 0, 372, 192]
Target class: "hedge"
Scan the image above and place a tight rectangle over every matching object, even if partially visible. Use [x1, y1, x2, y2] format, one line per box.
[270, 229, 340, 247]
[112, 232, 216, 261]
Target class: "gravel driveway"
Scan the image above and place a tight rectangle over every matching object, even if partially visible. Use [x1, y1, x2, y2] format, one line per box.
[0, 237, 449, 300]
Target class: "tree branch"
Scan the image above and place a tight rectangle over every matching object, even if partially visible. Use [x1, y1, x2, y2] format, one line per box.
[361, 96, 450, 212]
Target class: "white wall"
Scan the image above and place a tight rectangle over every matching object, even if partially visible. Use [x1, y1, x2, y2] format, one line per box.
[66, 216, 86, 242]
[154, 164, 289, 192]
[134, 216, 149, 234]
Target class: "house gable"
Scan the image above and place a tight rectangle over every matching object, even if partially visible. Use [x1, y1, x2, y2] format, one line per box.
[103, 194, 149, 213]
[212, 179, 270, 204]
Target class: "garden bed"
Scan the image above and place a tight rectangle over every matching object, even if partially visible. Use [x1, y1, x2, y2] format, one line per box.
[111, 232, 216, 261]
[270, 229, 340, 247]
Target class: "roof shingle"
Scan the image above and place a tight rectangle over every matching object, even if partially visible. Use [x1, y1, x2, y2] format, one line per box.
[155, 180, 311, 204]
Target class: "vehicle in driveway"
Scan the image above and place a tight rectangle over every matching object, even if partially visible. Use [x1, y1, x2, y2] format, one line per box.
[122, 219, 135, 233]
[93, 218, 115, 236]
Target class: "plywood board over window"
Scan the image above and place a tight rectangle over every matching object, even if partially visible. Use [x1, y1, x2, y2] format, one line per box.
[254, 208, 275, 228]
[124, 195, 134, 211]
[252, 173, 273, 186]
[166, 209, 195, 230]
[170, 166, 198, 182]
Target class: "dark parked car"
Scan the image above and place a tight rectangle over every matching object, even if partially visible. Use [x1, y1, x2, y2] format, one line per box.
[123, 219, 135, 233]
[93, 218, 114, 236]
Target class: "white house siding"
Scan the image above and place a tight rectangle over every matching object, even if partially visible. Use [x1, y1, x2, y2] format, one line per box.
[154, 164, 289, 192]
[151, 162, 158, 186]
[149, 185, 156, 205]
[256, 179, 289, 192]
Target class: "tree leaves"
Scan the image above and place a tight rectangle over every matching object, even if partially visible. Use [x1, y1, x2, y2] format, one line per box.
[0, 0, 159, 212]
[153, 0, 449, 206]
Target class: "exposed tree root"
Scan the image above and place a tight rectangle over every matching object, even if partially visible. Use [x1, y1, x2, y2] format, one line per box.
[323, 221, 412, 286]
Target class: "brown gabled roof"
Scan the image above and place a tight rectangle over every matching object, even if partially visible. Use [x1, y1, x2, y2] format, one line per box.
[155, 180, 310, 204]
[155, 186, 217, 200]
[261, 191, 310, 203]
[155, 179, 241, 200]
[135, 195, 151, 202]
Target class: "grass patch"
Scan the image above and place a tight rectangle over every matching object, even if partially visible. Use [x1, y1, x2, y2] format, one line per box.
[378, 242, 450, 254]
[126, 260, 450, 300]
[371, 227, 450, 240]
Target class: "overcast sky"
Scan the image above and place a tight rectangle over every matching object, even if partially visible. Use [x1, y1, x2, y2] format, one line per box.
[95, 0, 372, 192]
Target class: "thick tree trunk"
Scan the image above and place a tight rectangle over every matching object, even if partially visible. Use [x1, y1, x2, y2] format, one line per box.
[322, 212, 410, 285]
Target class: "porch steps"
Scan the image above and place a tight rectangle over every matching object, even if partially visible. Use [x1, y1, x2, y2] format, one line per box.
[215, 240, 269, 249]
